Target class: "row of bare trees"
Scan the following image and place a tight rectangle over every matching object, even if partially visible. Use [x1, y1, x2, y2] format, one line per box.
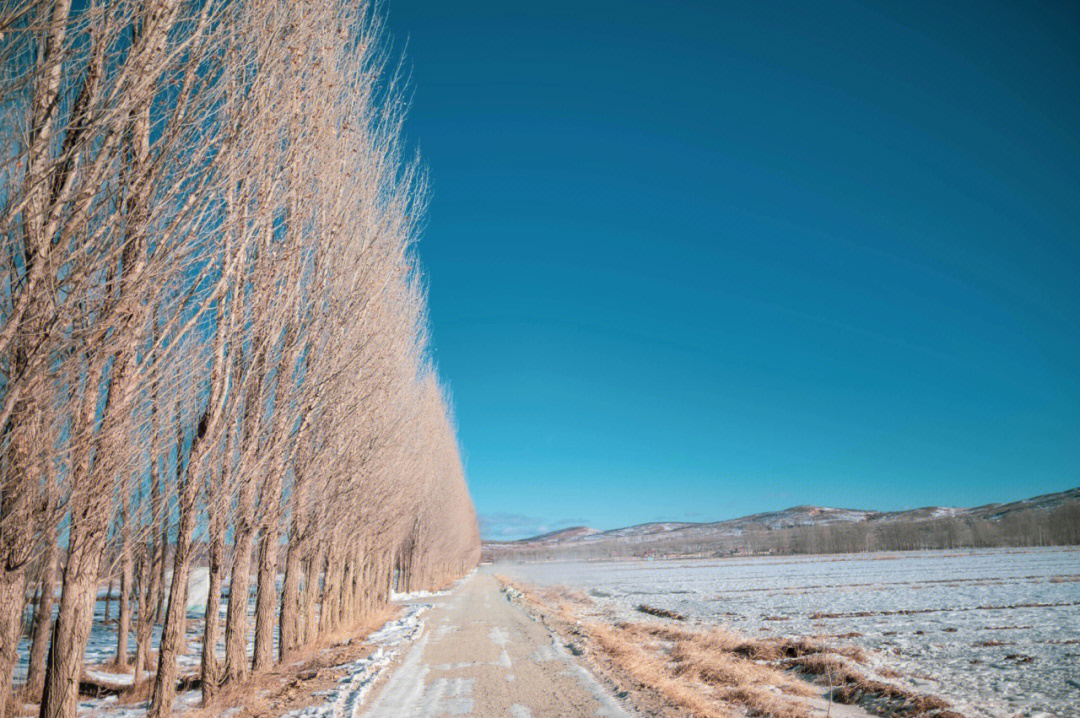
[0, 0, 480, 716]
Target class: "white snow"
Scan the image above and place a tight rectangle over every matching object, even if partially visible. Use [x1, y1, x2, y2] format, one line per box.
[72, 684, 203, 718]
[182, 568, 211, 613]
[390, 569, 477, 602]
[85, 670, 136, 686]
[389, 588, 447, 601]
[284, 603, 429, 718]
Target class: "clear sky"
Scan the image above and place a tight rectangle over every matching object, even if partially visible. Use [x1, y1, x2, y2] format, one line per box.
[382, 0, 1080, 540]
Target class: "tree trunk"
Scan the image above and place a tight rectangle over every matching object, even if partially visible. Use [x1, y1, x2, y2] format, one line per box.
[301, 542, 322, 647]
[134, 476, 165, 683]
[382, 554, 393, 605]
[252, 526, 279, 672]
[148, 486, 197, 718]
[361, 555, 375, 619]
[40, 517, 107, 718]
[0, 568, 29, 718]
[200, 524, 224, 703]
[156, 502, 168, 622]
[278, 537, 302, 661]
[103, 579, 113, 624]
[115, 510, 133, 669]
[223, 479, 256, 683]
[346, 552, 360, 625]
[41, 348, 116, 718]
[343, 555, 358, 626]
[0, 402, 41, 717]
[318, 546, 342, 639]
[133, 548, 153, 686]
[25, 537, 59, 700]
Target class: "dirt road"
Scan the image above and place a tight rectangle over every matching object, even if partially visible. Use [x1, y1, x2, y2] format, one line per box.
[361, 571, 631, 717]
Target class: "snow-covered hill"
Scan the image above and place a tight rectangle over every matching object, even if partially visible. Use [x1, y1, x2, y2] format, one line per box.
[484, 487, 1080, 559]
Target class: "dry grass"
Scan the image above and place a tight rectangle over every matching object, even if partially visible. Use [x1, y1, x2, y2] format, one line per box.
[792, 654, 964, 717]
[499, 576, 958, 718]
[636, 604, 685, 620]
[666, 629, 818, 716]
[585, 621, 730, 718]
[91, 658, 136, 675]
[1040, 637, 1080, 645]
[115, 677, 154, 705]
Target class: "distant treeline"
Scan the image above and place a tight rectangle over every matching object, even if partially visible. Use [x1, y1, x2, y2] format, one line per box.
[485, 501, 1080, 562]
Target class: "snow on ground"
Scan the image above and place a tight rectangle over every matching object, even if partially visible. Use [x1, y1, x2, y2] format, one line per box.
[84, 670, 137, 686]
[284, 604, 429, 718]
[16, 569, 220, 683]
[497, 546, 1080, 718]
[389, 588, 447, 601]
[16, 573, 266, 716]
[77, 687, 205, 718]
[390, 568, 478, 602]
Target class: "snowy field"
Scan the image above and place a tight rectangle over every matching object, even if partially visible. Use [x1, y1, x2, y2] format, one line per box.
[496, 547, 1080, 718]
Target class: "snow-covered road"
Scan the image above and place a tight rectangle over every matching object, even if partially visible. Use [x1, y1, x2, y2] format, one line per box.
[358, 572, 631, 718]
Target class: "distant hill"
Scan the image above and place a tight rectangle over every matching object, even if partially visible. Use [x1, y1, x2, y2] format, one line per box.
[513, 526, 601, 544]
[483, 487, 1080, 561]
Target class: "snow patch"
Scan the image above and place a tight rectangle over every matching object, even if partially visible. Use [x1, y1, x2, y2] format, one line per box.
[285, 603, 429, 718]
[85, 670, 136, 686]
[390, 569, 477, 603]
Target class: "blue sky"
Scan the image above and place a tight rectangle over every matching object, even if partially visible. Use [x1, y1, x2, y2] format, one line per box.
[383, 0, 1080, 540]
